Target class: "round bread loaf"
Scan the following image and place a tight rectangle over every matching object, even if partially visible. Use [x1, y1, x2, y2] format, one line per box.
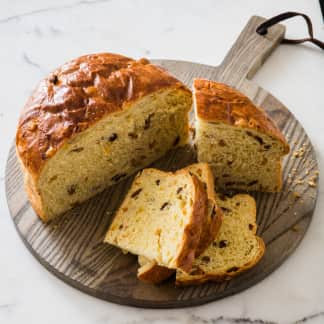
[16, 53, 192, 221]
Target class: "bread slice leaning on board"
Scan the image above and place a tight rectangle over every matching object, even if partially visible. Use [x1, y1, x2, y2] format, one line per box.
[193, 79, 290, 192]
[176, 194, 265, 286]
[137, 162, 223, 284]
[104, 168, 208, 272]
[16, 53, 192, 221]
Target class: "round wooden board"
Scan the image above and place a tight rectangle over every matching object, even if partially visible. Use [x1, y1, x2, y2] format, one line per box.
[5, 16, 319, 308]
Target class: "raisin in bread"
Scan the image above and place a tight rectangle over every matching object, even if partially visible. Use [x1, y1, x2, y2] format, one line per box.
[176, 194, 265, 286]
[137, 163, 223, 283]
[16, 53, 192, 221]
[193, 79, 290, 192]
[104, 168, 208, 272]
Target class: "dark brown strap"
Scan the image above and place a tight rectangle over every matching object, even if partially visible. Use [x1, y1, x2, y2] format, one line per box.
[256, 11, 324, 50]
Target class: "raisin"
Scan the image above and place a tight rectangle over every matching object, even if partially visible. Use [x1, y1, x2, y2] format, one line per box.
[50, 74, 58, 85]
[211, 206, 216, 218]
[176, 187, 183, 194]
[156, 179, 160, 185]
[119, 224, 123, 230]
[264, 144, 271, 149]
[236, 202, 240, 206]
[248, 224, 254, 230]
[201, 256, 210, 263]
[49, 175, 58, 183]
[225, 181, 235, 186]
[248, 180, 258, 186]
[227, 160, 233, 166]
[111, 173, 127, 182]
[222, 174, 230, 178]
[108, 133, 118, 142]
[219, 139, 226, 146]
[173, 135, 180, 146]
[67, 184, 77, 195]
[128, 132, 138, 139]
[219, 240, 228, 248]
[190, 127, 196, 140]
[143, 113, 154, 129]
[70, 147, 84, 153]
[149, 140, 157, 149]
[131, 188, 142, 198]
[246, 131, 264, 145]
[226, 267, 239, 273]
[160, 202, 169, 210]
[221, 207, 231, 213]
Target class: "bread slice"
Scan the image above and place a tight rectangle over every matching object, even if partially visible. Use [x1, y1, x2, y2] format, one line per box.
[193, 79, 290, 192]
[104, 168, 208, 272]
[137, 163, 223, 284]
[176, 194, 265, 286]
[16, 53, 192, 221]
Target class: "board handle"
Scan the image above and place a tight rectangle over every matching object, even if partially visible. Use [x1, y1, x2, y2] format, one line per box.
[217, 16, 285, 87]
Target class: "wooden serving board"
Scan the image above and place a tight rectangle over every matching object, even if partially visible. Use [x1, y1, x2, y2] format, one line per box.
[5, 16, 319, 308]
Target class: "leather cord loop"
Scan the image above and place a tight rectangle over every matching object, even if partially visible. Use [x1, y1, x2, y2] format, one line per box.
[256, 11, 324, 50]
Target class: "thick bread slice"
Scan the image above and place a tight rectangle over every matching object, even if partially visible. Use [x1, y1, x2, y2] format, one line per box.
[137, 163, 223, 284]
[194, 79, 290, 192]
[16, 53, 192, 221]
[176, 194, 265, 286]
[104, 168, 208, 272]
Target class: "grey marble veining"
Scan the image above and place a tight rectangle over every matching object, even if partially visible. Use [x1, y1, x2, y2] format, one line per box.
[0, 1, 323, 323]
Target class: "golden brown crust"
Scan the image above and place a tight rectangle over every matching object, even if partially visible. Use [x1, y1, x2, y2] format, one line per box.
[185, 163, 223, 255]
[16, 53, 190, 179]
[194, 79, 289, 154]
[175, 237, 265, 286]
[137, 261, 174, 284]
[173, 174, 208, 272]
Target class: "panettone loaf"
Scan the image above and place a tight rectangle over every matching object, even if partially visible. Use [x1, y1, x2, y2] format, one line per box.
[104, 168, 208, 272]
[137, 163, 223, 284]
[193, 79, 289, 192]
[16, 53, 192, 221]
[176, 194, 265, 286]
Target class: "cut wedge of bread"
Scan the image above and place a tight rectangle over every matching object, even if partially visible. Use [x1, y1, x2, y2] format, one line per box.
[193, 79, 290, 192]
[137, 163, 223, 284]
[104, 168, 208, 272]
[176, 194, 265, 286]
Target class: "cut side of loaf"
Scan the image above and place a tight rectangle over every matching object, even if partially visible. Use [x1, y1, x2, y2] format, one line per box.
[16, 53, 192, 221]
[104, 168, 208, 272]
[194, 79, 290, 192]
[137, 163, 223, 284]
[176, 194, 265, 286]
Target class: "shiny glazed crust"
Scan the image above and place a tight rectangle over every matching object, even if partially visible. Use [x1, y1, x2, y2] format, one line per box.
[194, 79, 289, 154]
[16, 53, 190, 179]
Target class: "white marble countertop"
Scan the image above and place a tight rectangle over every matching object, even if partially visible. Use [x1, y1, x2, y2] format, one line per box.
[1, 0, 324, 323]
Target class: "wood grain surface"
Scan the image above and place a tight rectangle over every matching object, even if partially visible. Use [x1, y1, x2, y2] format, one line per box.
[5, 16, 319, 308]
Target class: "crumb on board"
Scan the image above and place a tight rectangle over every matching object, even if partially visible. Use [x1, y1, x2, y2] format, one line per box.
[293, 191, 301, 199]
[291, 225, 300, 232]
